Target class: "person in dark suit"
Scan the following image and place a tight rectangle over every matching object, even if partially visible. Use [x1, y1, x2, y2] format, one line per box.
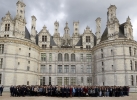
[64, 86, 67, 98]
[0, 85, 4, 96]
[61, 86, 64, 98]
[10, 85, 14, 96]
[75, 86, 78, 97]
[77, 86, 81, 97]
[0, 85, 2, 96]
[80, 86, 83, 97]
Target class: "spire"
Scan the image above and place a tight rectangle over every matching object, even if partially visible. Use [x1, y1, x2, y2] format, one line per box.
[127, 16, 131, 21]
[126, 16, 131, 24]
[31, 15, 37, 20]
[43, 25, 47, 29]
[86, 26, 90, 29]
[64, 22, 69, 30]
[54, 20, 59, 26]
[6, 11, 11, 15]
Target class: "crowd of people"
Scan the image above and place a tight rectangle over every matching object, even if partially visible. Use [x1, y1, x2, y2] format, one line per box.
[10, 85, 130, 97]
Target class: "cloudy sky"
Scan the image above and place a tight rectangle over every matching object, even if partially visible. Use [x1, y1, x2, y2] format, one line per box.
[0, 0, 137, 40]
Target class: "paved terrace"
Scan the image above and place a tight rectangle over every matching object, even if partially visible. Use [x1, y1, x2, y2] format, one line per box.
[0, 92, 137, 100]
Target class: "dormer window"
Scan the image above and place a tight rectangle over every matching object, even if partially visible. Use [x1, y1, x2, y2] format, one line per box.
[86, 36, 90, 42]
[42, 35, 47, 42]
[5, 24, 10, 31]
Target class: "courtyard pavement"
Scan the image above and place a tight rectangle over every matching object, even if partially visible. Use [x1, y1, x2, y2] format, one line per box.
[0, 92, 137, 100]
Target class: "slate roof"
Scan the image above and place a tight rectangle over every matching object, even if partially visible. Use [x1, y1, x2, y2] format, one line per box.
[25, 27, 30, 40]
[50, 36, 57, 46]
[76, 36, 82, 46]
[100, 24, 127, 42]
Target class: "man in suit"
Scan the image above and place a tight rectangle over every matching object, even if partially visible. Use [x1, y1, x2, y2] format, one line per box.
[77, 86, 81, 97]
[0, 85, 4, 96]
[61, 86, 64, 98]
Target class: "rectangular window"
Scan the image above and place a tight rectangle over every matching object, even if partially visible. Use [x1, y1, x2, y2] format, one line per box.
[49, 53, 52, 61]
[0, 44, 4, 54]
[102, 62, 104, 66]
[86, 54, 91, 62]
[28, 61, 30, 64]
[64, 65, 69, 73]
[86, 36, 90, 42]
[70, 77, 76, 85]
[5, 24, 10, 31]
[40, 77, 45, 85]
[49, 65, 52, 73]
[42, 36, 47, 42]
[130, 60, 133, 70]
[134, 48, 136, 56]
[0, 74, 1, 84]
[103, 82, 105, 86]
[136, 75, 137, 86]
[64, 77, 69, 85]
[131, 75, 134, 86]
[87, 65, 91, 73]
[58, 65, 62, 73]
[27, 81, 29, 85]
[86, 45, 91, 49]
[87, 77, 92, 84]
[49, 77, 51, 85]
[135, 61, 137, 71]
[71, 65, 76, 73]
[81, 77, 83, 83]
[102, 68, 104, 72]
[81, 65, 83, 73]
[43, 77, 45, 85]
[57, 77, 62, 85]
[0, 58, 3, 69]
[27, 66, 30, 71]
[101, 54, 103, 58]
[80, 54, 83, 61]
[129, 47, 131, 56]
[42, 44, 47, 48]
[111, 50, 113, 55]
[40, 65, 45, 73]
[29, 53, 30, 57]
[101, 49, 103, 52]
[41, 53, 46, 61]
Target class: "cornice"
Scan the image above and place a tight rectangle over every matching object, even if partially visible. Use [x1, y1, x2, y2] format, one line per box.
[0, 37, 40, 51]
[92, 38, 137, 52]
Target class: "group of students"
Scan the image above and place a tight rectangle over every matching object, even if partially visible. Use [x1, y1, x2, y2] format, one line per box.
[10, 85, 130, 97]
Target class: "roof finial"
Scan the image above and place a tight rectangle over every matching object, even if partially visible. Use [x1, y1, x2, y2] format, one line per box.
[6, 11, 10, 15]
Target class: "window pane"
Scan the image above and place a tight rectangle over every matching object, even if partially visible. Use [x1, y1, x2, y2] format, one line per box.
[0, 44, 4, 54]
[64, 65, 69, 73]
[58, 65, 62, 73]
[0, 58, 3, 69]
[71, 65, 76, 73]
[57, 77, 62, 85]
[41, 53, 46, 61]
[58, 53, 62, 61]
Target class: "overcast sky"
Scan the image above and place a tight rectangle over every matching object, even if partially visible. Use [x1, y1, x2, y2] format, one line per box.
[0, 0, 137, 40]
